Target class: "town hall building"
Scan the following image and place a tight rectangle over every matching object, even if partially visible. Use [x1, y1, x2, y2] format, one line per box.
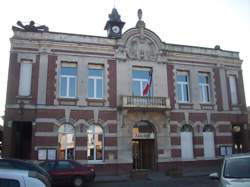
[3, 9, 249, 174]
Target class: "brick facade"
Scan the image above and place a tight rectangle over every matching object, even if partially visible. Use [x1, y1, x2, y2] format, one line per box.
[3, 16, 249, 175]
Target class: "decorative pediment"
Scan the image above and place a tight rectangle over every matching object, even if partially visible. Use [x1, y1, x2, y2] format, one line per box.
[115, 9, 166, 62]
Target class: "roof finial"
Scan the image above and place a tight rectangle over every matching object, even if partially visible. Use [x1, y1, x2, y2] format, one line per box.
[136, 9, 145, 28]
[138, 9, 142, 21]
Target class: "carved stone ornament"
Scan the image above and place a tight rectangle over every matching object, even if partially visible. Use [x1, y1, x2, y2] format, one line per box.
[115, 46, 127, 60]
[14, 20, 49, 32]
[126, 36, 157, 61]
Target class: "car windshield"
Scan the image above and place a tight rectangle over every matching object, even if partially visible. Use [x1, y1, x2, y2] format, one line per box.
[224, 157, 250, 178]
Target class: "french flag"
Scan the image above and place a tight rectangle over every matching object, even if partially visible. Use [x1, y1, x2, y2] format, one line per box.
[143, 70, 152, 96]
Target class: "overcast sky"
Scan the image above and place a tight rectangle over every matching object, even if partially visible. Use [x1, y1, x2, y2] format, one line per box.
[0, 0, 249, 125]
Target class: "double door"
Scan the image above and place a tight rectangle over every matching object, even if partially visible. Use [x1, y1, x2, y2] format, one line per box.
[132, 139, 155, 170]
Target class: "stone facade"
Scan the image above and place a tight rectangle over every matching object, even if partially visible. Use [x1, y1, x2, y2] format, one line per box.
[3, 14, 249, 175]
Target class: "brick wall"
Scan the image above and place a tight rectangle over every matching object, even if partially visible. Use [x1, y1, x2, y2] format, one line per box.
[167, 64, 175, 109]
[6, 53, 19, 104]
[107, 60, 117, 107]
[31, 55, 40, 104]
[46, 55, 57, 105]
[213, 68, 223, 111]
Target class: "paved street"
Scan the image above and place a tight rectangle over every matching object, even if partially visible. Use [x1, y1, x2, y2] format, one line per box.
[82, 176, 219, 187]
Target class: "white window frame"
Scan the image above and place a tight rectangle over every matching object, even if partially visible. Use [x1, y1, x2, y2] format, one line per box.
[133, 77, 148, 96]
[87, 125, 104, 162]
[18, 61, 32, 96]
[58, 124, 75, 160]
[229, 75, 238, 105]
[88, 67, 104, 99]
[132, 67, 152, 96]
[59, 65, 77, 98]
[198, 73, 210, 103]
[176, 71, 190, 103]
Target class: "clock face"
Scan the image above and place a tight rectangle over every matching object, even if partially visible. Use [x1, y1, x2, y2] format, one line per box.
[112, 26, 120, 34]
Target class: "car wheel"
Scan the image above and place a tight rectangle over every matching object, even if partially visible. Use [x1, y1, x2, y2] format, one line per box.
[73, 176, 84, 187]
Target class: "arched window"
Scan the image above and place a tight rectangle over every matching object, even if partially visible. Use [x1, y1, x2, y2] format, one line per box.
[203, 125, 215, 158]
[180, 124, 193, 159]
[58, 124, 75, 160]
[87, 125, 103, 161]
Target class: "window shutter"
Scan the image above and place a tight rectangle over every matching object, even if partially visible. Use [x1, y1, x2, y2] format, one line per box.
[181, 132, 193, 159]
[203, 132, 215, 158]
[18, 62, 32, 96]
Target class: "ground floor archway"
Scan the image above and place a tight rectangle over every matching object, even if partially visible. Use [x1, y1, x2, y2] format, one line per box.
[132, 121, 156, 170]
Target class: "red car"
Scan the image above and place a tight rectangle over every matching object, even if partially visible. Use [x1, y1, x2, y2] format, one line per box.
[39, 160, 95, 187]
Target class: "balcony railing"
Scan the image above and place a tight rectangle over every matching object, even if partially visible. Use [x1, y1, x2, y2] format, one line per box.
[122, 96, 171, 109]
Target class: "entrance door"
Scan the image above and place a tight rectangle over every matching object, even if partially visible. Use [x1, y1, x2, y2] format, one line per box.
[132, 139, 155, 169]
[132, 121, 156, 170]
[12, 121, 32, 159]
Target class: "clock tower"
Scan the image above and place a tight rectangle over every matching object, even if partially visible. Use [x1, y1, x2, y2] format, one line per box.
[104, 8, 125, 39]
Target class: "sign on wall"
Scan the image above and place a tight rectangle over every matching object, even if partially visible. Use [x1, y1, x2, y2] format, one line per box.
[133, 132, 155, 139]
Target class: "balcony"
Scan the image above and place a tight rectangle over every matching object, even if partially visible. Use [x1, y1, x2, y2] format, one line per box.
[121, 96, 171, 109]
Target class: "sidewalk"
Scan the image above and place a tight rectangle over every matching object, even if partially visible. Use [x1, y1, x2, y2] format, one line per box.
[95, 175, 130, 183]
[182, 166, 219, 177]
[95, 166, 219, 183]
[95, 171, 171, 183]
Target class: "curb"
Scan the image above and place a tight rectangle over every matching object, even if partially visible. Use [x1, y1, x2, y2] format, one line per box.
[95, 176, 129, 183]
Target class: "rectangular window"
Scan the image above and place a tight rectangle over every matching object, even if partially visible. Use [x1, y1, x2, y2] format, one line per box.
[229, 75, 238, 105]
[38, 149, 56, 160]
[60, 62, 77, 98]
[87, 126, 103, 161]
[176, 71, 190, 102]
[88, 65, 104, 99]
[198, 73, 210, 103]
[220, 146, 232, 156]
[132, 67, 152, 96]
[18, 61, 32, 96]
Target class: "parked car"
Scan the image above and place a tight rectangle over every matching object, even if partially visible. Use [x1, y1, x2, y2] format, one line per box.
[0, 158, 51, 182]
[39, 160, 95, 187]
[209, 153, 250, 187]
[0, 169, 50, 187]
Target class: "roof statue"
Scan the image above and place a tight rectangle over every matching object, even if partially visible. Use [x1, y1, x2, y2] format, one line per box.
[136, 9, 145, 28]
[14, 20, 49, 32]
[138, 9, 142, 20]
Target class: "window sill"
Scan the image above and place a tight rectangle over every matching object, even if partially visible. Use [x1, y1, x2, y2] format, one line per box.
[86, 98, 106, 102]
[177, 101, 191, 104]
[16, 95, 32, 99]
[16, 96, 32, 104]
[58, 97, 78, 106]
[200, 103, 214, 110]
[58, 97, 78, 101]
[86, 98, 106, 106]
[178, 102, 193, 110]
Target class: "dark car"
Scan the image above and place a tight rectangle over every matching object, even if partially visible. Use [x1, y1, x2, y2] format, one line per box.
[39, 160, 95, 187]
[0, 158, 51, 186]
